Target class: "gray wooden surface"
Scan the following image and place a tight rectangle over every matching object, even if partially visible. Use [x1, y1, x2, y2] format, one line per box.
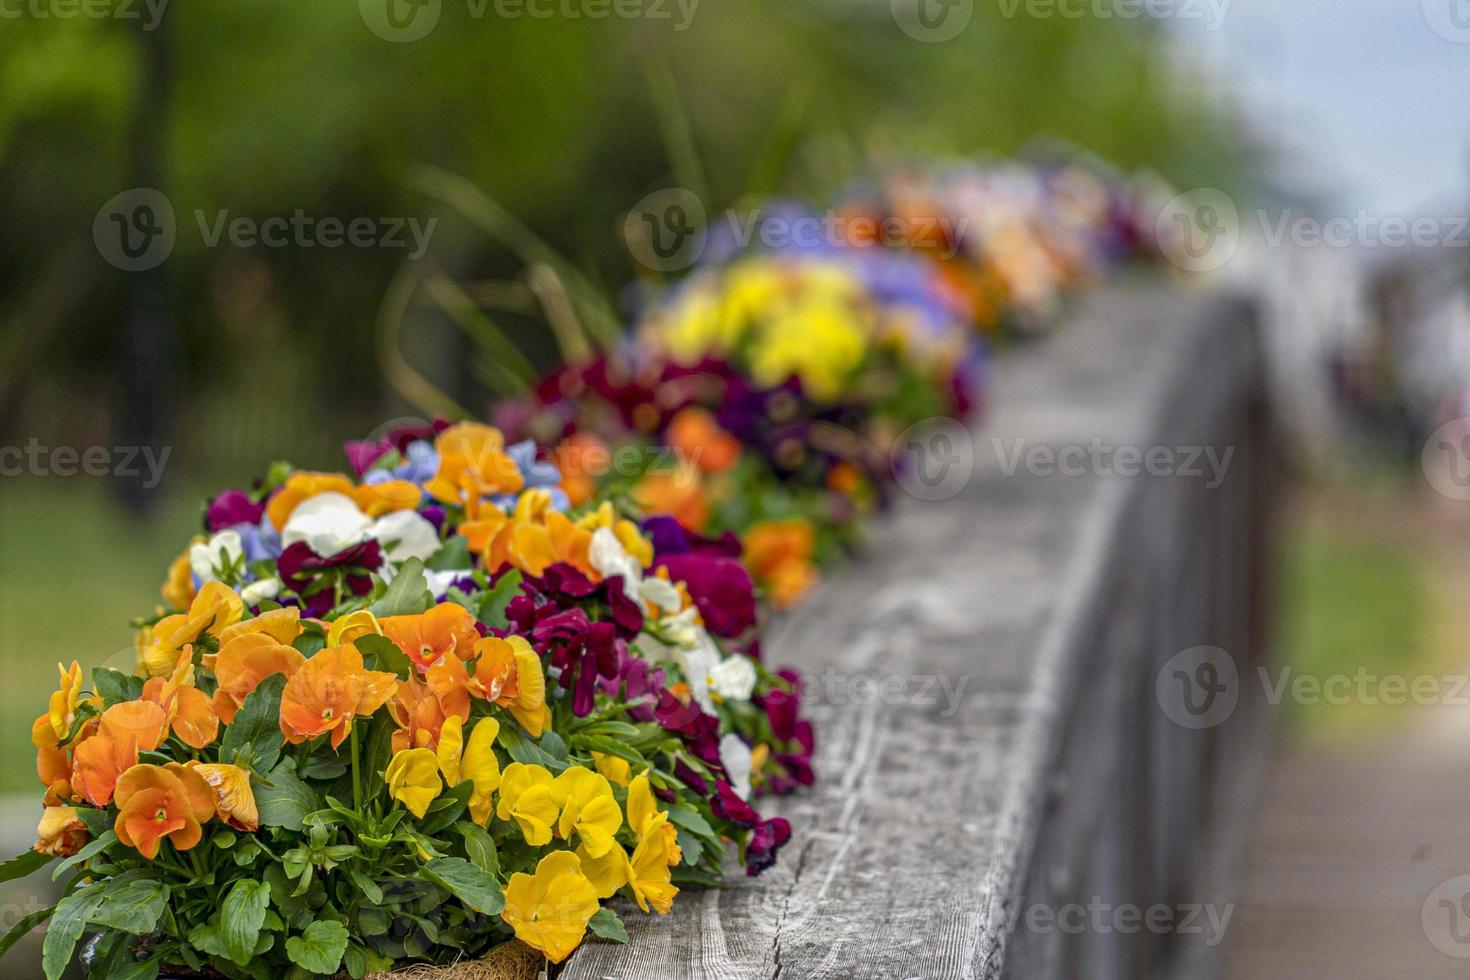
[560, 284, 1276, 980]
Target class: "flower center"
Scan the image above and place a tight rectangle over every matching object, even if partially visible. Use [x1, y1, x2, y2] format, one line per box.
[154, 808, 168, 822]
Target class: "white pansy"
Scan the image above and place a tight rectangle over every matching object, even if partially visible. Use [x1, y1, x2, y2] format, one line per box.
[190, 529, 244, 584]
[280, 492, 371, 557]
[426, 568, 475, 597]
[370, 509, 441, 566]
[240, 577, 281, 605]
[658, 607, 702, 648]
[719, 734, 754, 800]
[708, 654, 758, 702]
[639, 576, 682, 614]
[589, 527, 643, 586]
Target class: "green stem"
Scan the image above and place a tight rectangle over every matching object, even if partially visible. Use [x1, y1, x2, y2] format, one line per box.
[351, 724, 363, 812]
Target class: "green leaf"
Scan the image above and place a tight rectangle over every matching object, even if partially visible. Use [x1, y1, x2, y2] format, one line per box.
[285, 919, 350, 975]
[419, 780, 472, 834]
[90, 876, 168, 934]
[92, 667, 144, 706]
[588, 906, 629, 943]
[498, 727, 568, 771]
[220, 879, 272, 966]
[73, 808, 111, 837]
[109, 955, 162, 980]
[369, 558, 432, 616]
[421, 857, 505, 915]
[348, 868, 384, 905]
[664, 803, 716, 839]
[424, 536, 471, 571]
[299, 753, 349, 781]
[43, 887, 102, 980]
[354, 633, 412, 679]
[256, 761, 323, 832]
[0, 904, 53, 959]
[292, 630, 326, 658]
[569, 733, 647, 767]
[475, 569, 522, 628]
[456, 823, 499, 877]
[0, 848, 51, 885]
[221, 673, 288, 773]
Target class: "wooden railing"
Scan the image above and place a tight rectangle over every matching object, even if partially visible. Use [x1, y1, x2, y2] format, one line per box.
[561, 284, 1277, 979]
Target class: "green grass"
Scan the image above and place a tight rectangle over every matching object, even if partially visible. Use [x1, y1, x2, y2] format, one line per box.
[1277, 516, 1443, 741]
[0, 478, 205, 793]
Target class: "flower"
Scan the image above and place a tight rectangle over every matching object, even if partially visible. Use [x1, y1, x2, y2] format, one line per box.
[136, 581, 245, 678]
[386, 747, 442, 819]
[279, 644, 398, 748]
[709, 654, 758, 703]
[719, 734, 754, 800]
[265, 472, 357, 530]
[577, 773, 680, 913]
[652, 552, 756, 639]
[190, 529, 244, 586]
[276, 540, 383, 617]
[43, 661, 84, 744]
[380, 602, 481, 671]
[217, 606, 303, 647]
[550, 766, 622, 858]
[453, 635, 550, 736]
[460, 717, 502, 825]
[281, 492, 440, 569]
[205, 489, 265, 532]
[465, 490, 591, 579]
[742, 519, 817, 609]
[424, 423, 524, 506]
[592, 752, 630, 787]
[161, 542, 199, 611]
[745, 816, 792, 876]
[142, 653, 220, 749]
[666, 407, 741, 474]
[189, 762, 259, 831]
[495, 762, 559, 845]
[632, 470, 710, 533]
[499, 851, 600, 964]
[113, 763, 216, 859]
[326, 609, 382, 647]
[211, 633, 306, 724]
[71, 701, 169, 807]
[34, 806, 87, 857]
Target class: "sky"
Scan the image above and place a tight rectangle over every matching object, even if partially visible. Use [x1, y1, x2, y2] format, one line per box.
[1167, 0, 1470, 216]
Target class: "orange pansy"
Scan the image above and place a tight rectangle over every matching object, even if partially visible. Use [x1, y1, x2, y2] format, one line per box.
[424, 423, 524, 507]
[469, 490, 594, 579]
[142, 653, 220, 749]
[666, 407, 741, 474]
[632, 470, 710, 533]
[465, 636, 549, 736]
[35, 806, 88, 857]
[265, 471, 356, 530]
[380, 602, 481, 671]
[71, 701, 168, 807]
[279, 644, 398, 748]
[113, 763, 215, 859]
[136, 581, 245, 678]
[189, 762, 259, 831]
[217, 605, 304, 648]
[211, 632, 306, 724]
[389, 675, 467, 755]
[352, 480, 423, 518]
[743, 519, 818, 609]
[553, 432, 608, 508]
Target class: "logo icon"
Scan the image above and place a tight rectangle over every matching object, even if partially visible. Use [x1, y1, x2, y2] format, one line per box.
[1156, 646, 1238, 730]
[891, 417, 974, 501]
[93, 188, 176, 272]
[1423, 0, 1470, 42]
[1156, 188, 1239, 273]
[1423, 419, 1470, 500]
[624, 188, 707, 273]
[360, 0, 441, 42]
[891, 0, 973, 43]
[1424, 875, 1470, 957]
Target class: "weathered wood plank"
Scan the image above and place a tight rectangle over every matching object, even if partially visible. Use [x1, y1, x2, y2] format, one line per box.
[561, 285, 1270, 980]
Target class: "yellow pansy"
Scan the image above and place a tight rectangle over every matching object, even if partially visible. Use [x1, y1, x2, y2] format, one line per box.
[326, 609, 382, 647]
[436, 715, 465, 786]
[627, 773, 682, 867]
[592, 752, 630, 787]
[386, 748, 442, 819]
[499, 851, 599, 964]
[135, 581, 244, 677]
[574, 502, 653, 568]
[461, 718, 502, 826]
[45, 661, 84, 743]
[624, 812, 680, 914]
[495, 763, 559, 846]
[550, 766, 621, 858]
